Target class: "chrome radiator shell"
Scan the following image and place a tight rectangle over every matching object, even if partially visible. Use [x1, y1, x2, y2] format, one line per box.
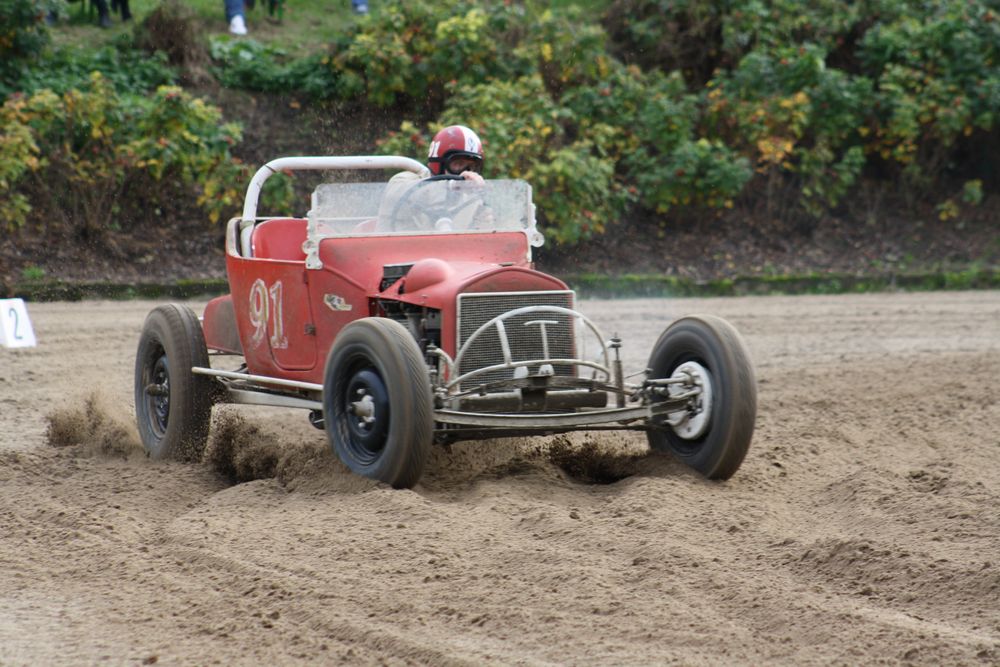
[455, 291, 576, 391]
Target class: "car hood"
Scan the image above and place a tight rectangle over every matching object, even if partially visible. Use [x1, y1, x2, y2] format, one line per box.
[381, 259, 568, 308]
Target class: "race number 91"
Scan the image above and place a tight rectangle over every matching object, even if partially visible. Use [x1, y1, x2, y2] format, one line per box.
[247, 279, 288, 350]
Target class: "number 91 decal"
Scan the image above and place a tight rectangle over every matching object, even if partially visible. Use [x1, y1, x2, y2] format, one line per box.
[248, 278, 288, 349]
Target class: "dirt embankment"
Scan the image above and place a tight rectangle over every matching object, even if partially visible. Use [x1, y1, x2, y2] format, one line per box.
[1, 292, 999, 665]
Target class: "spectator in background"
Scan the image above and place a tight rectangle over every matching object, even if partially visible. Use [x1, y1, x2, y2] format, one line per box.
[111, 0, 132, 21]
[92, 0, 131, 28]
[226, 0, 248, 34]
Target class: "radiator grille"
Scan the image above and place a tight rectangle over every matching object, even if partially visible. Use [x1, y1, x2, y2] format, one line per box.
[457, 291, 576, 390]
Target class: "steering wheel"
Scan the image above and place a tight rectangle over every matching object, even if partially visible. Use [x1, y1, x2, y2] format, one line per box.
[385, 174, 485, 232]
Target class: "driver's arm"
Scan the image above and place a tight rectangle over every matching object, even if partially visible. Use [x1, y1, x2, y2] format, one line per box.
[376, 171, 421, 230]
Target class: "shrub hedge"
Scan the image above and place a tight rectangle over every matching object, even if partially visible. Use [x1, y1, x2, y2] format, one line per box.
[3, 0, 1000, 244]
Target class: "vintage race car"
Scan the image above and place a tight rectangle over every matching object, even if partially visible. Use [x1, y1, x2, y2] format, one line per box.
[134, 156, 757, 488]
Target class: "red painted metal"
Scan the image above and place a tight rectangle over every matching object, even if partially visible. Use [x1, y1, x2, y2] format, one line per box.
[217, 221, 560, 384]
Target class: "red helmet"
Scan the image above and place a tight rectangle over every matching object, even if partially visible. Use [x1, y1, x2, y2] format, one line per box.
[427, 125, 483, 175]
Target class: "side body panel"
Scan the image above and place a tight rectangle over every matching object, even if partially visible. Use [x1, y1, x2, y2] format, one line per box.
[226, 254, 318, 375]
[224, 226, 565, 383]
[202, 295, 243, 354]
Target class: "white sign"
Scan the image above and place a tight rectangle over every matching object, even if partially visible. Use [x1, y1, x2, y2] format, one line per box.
[0, 298, 37, 348]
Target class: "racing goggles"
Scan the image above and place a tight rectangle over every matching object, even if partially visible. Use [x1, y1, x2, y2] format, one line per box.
[442, 151, 483, 175]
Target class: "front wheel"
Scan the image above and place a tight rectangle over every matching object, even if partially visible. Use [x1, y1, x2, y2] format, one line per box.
[134, 304, 214, 461]
[646, 315, 757, 480]
[323, 318, 434, 488]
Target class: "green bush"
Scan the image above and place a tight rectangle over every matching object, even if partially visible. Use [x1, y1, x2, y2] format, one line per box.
[605, 0, 1000, 220]
[325, 0, 529, 106]
[603, 0, 728, 84]
[703, 43, 873, 215]
[0, 115, 34, 227]
[860, 2, 1000, 171]
[0, 0, 55, 86]
[380, 75, 627, 244]
[14, 0, 1000, 248]
[209, 37, 334, 98]
[0, 73, 258, 235]
[628, 139, 751, 214]
[5, 43, 176, 98]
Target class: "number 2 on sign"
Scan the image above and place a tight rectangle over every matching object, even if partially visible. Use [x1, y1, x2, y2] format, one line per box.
[8, 307, 22, 340]
[0, 298, 36, 348]
[248, 279, 288, 349]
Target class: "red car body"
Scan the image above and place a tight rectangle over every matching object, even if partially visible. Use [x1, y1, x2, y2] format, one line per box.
[204, 223, 564, 382]
[134, 155, 757, 488]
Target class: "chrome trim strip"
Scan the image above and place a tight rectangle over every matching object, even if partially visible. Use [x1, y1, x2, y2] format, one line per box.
[192, 366, 323, 392]
[433, 405, 651, 428]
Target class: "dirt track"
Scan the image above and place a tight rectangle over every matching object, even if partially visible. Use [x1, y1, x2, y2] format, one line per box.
[1, 291, 998, 665]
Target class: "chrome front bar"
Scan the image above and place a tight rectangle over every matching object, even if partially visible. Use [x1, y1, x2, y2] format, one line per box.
[433, 404, 654, 428]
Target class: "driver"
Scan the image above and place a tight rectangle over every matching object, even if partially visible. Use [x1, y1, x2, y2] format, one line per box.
[427, 124, 485, 182]
[377, 125, 492, 232]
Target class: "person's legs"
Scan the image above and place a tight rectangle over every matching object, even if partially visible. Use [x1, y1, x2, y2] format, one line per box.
[225, 0, 247, 34]
[224, 0, 244, 21]
[93, 0, 112, 27]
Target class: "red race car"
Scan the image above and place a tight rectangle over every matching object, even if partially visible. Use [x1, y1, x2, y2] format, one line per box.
[134, 156, 758, 488]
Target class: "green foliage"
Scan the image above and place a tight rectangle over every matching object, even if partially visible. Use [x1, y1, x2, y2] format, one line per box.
[381, 75, 629, 244]
[3, 43, 176, 98]
[208, 36, 358, 100]
[629, 138, 752, 214]
[129, 85, 246, 220]
[720, 0, 864, 56]
[9, 0, 1000, 249]
[0, 0, 55, 83]
[513, 5, 611, 93]
[859, 2, 1000, 168]
[0, 73, 259, 234]
[0, 115, 34, 227]
[704, 43, 874, 214]
[20, 264, 45, 280]
[326, 0, 528, 106]
[603, 0, 728, 82]
[379, 76, 602, 243]
[599, 0, 1000, 222]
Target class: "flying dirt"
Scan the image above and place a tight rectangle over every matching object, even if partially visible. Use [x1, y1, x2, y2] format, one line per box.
[1, 291, 998, 665]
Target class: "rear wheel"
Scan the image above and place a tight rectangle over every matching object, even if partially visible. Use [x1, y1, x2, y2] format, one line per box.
[134, 304, 214, 461]
[646, 315, 757, 480]
[323, 318, 433, 488]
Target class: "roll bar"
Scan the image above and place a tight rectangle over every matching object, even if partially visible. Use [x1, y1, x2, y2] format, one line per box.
[240, 155, 429, 225]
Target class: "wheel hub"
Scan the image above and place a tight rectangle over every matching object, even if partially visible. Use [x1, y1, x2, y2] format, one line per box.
[666, 361, 713, 440]
[350, 390, 377, 425]
[147, 355, 171, 436]
[344, 369, 390, 454]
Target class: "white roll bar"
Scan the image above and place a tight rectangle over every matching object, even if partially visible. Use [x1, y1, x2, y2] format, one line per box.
[240, 155, 429, 225]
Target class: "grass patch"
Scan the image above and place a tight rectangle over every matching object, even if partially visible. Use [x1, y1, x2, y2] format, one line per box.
[50, 0, 395, 57]
[9, 278, 229, 301]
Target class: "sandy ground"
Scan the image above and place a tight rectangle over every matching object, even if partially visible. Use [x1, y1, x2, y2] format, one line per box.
[1, 291, 998, 666]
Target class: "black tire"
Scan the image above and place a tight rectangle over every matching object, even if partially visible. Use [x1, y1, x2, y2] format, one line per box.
[134, 304, 214, 462]
[323, 318, 434, 488]
[646, 315, 757, 480]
